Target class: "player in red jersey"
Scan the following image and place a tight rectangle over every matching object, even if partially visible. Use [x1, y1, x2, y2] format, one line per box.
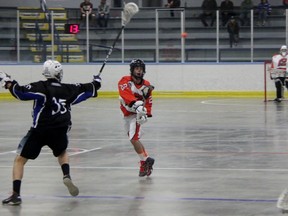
[118, 59, 155, 177]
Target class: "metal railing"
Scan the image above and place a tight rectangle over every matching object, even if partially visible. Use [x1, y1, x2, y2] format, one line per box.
[0, 7, 287, 63]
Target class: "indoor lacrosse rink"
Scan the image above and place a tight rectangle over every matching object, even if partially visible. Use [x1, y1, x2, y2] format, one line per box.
[0, 97, 288, 216]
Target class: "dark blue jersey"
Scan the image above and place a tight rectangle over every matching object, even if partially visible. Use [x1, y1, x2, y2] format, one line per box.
[8, 79, 100, 129]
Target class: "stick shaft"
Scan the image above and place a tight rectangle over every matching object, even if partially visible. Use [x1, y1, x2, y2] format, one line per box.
[98, 26, 125, 76]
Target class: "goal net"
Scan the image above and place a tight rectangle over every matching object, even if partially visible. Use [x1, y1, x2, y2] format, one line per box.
[264, 60, 288, 102]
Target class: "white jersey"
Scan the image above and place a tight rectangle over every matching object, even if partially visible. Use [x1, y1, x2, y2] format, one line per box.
[271, 54, 288, 78]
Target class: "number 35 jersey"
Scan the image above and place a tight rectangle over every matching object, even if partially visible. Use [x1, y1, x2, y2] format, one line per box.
[8, 79, 99, 129]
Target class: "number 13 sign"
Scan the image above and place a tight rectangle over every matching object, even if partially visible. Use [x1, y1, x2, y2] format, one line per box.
[64, 24, 80, 34]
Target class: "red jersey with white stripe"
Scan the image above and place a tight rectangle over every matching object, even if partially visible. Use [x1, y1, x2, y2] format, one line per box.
[118, 75, 152, 117]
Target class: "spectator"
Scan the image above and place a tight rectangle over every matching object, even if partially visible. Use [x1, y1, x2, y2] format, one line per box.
[80, 0, 95, 21]
[284, 0, 288, 8]
[239, 0, 254, 26]
[227, 16, 239, 48]
[220, 0, 234, 26]
[97, 0, 110, 28]
[165, 0, 181, 17]
[283, 0, 288, 15]
[199, 0, 218, 27]
[256, 0, 271, 26]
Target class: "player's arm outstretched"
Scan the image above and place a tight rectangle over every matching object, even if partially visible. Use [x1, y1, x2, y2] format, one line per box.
[69, 75, 102, 105]
[0, 71, 102, 103]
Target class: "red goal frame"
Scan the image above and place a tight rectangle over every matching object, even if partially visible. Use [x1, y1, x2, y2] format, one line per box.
[264, 60, 271, 102]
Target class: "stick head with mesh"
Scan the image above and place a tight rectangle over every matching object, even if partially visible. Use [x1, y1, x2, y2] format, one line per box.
[122, 2, 139, 26]
[277, 188, 288, 210]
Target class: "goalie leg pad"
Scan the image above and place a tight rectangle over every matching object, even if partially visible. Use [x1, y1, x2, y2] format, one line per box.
[285, 79, 288, 90]
[275, 79, 284, 98]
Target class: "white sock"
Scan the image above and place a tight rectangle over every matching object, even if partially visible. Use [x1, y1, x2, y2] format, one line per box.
[138, 154, 148, 161]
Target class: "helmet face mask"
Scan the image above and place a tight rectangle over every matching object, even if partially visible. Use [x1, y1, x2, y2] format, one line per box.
[42, 60, 63, 82]
[280, 45, 287, 57]
[130, 59, 145, 80]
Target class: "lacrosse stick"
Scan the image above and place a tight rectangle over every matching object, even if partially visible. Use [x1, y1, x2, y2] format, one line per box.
[277, 188, 288, 213]
[97, 2, 139, 76]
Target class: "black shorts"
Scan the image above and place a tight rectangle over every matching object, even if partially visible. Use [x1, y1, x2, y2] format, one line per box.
[17, 126, 70, 160]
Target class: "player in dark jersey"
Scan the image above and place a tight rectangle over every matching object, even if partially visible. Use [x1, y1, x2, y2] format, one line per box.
[0, 60, 102, 205]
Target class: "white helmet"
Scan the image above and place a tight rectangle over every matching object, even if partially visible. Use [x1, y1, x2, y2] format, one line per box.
[42, 60, 63, 82]
[280, 45, 287, 57]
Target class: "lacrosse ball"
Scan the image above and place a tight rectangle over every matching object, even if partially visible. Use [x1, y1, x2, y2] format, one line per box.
[181, 32, 187, 38]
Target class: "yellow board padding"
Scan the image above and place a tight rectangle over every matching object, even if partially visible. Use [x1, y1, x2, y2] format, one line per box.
[23, 22, 65, 31]
[26, 33, 77, 42]
[0, 91, 273, 100]
[19, 12, 67, 20]
[33, 55, 85, 63]
[31, 45, 58, 52]
[34, 55, 62, 63]
[61, 45, 82, 52]
[18, 7, 65, 10]
[97, 91, 268, 98]
[30, 45, 81, 53]
[62, 55, 85, 63]
[20, 12, 45, 20]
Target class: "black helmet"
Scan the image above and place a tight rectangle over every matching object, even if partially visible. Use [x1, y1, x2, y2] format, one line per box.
[130, 59, 146, 74]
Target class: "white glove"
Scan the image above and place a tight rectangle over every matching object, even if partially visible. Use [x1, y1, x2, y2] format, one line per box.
[136, 106, 147, 115]
[132, 101, 147, 115]
[136, 114, 148, 125]
[93, 75, 101, 90]
[0, 71, 10, 81]
[0, 71, 12, 88]
[93, 75, 102, 83]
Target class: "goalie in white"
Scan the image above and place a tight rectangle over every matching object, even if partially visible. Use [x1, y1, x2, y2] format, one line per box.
[270, 45, 288, 102]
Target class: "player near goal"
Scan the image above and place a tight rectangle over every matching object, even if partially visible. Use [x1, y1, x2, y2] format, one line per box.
[118, 59, 155, 177]
[0, 60, 102, 205]
[270, 45, 288, 102]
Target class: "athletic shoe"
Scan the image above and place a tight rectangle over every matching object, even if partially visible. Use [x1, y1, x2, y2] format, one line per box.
[138, 157, 155, 177]
[2, 193, 22, 205]
[274, 98, 282, 103]
[145, 157, 155, 176]
[63, 175, 79, 196]
[139, 160, 147, 177]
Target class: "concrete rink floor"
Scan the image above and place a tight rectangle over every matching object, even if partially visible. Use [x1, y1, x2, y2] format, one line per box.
[1, 98, 288, 216]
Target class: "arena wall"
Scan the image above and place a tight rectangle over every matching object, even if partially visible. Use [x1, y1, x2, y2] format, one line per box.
[0, 63, 271, 98]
